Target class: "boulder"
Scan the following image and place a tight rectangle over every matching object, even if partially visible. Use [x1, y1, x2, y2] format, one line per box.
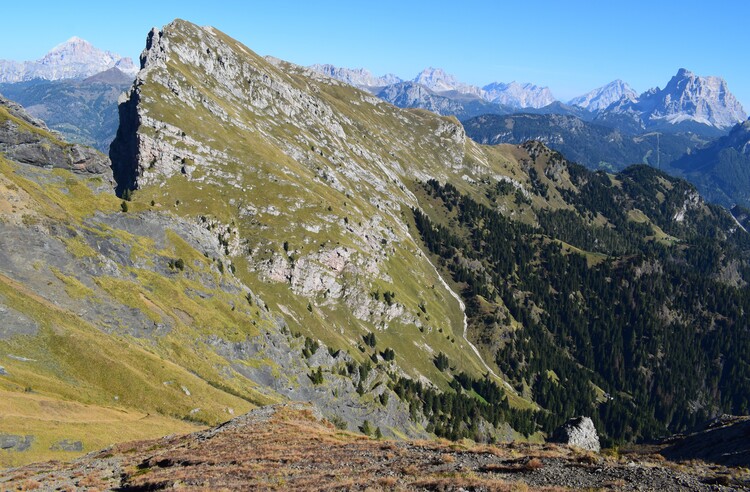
[0, 434, 34, 451]
[50, 439, 83, 452]
[550, 416, 600, 452]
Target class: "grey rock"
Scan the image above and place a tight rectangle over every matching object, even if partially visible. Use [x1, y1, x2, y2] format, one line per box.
[50, 439, 83, 452]
[0, 365, 6, 375]
[599, 68, 746, 130]
[0, 434, 34, 451]
[551, 416, 601, 452]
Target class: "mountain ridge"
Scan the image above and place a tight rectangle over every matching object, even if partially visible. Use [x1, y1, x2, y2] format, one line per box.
[2, 18, 750, 471]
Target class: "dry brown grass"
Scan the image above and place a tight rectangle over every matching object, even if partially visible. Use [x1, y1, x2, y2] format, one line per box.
[1, 405, 744, 491]
[481, 457, 544, 474]
[441, 453, 456, 463]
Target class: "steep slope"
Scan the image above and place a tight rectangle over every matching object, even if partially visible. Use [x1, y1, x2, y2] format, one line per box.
[5, 18, 750, 469]
[0, 92, 431, 467]
[0, 67, 133, 152]
[671, 119, 750, 207]
[413, 148, 750, 444]
[462, 113, 709, 171]
[0, 37, 137, 83]
[108, 20, 556, 404]
[110, 19, 750, 446]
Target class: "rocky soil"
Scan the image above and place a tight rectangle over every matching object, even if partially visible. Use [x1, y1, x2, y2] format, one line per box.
[2, 404, 747, 491]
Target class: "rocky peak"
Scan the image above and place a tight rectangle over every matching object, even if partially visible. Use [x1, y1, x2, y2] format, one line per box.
[108, 19, 492, 413]
[649, 68, 747, 127]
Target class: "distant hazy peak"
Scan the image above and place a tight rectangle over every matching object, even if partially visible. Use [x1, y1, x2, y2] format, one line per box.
[0, 37, 137, 83]
[413, 67, 484, 97]
[568, 79, 638, 112]
[483, 81, 556, 109]
[308, 64, 402, 88]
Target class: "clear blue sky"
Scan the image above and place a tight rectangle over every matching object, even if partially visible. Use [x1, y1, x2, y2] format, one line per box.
[2, 1, 749, 109]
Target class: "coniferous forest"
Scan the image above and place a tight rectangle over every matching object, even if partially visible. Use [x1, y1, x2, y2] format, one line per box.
[412, 163, 750, 446]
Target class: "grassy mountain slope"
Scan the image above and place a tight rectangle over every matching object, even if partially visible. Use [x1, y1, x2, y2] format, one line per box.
[111, 19, 543, 389]
[109, 19, 750, 447]
[4, 17, 750, 468]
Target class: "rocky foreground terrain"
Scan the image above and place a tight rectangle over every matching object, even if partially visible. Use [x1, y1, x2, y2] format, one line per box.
[1, 404, 748, 491]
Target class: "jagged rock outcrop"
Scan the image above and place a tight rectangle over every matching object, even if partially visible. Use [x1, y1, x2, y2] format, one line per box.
[0, 94, 110, 175]
[0, 434, 33, 452]
[550, 417, 601, 452]
[316, 63, 556, 112]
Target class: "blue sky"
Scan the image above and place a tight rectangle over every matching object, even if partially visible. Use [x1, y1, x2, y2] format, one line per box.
[2, 1, 749, 109]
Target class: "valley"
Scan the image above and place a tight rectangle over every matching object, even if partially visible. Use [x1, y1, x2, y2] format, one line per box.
[0, 15, 749, 490]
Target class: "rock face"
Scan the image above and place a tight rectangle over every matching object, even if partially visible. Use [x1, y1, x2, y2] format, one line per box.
[600, 69, 746, 130]
[108, 19, 498, 406]
[551, 417, 601, 452]
[0, 37, 137, 83]
[0, 94, 111, 175]
[376, 81, 507, 120]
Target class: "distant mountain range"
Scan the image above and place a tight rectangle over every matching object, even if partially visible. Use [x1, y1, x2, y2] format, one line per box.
[0, 38, 137, 151]
[462, 112, 711, 172]
[309, 65, 555, 110]
[0, 67, 133, 152]
[0, 37, 137, 83]
[311, 64, 746, 133]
